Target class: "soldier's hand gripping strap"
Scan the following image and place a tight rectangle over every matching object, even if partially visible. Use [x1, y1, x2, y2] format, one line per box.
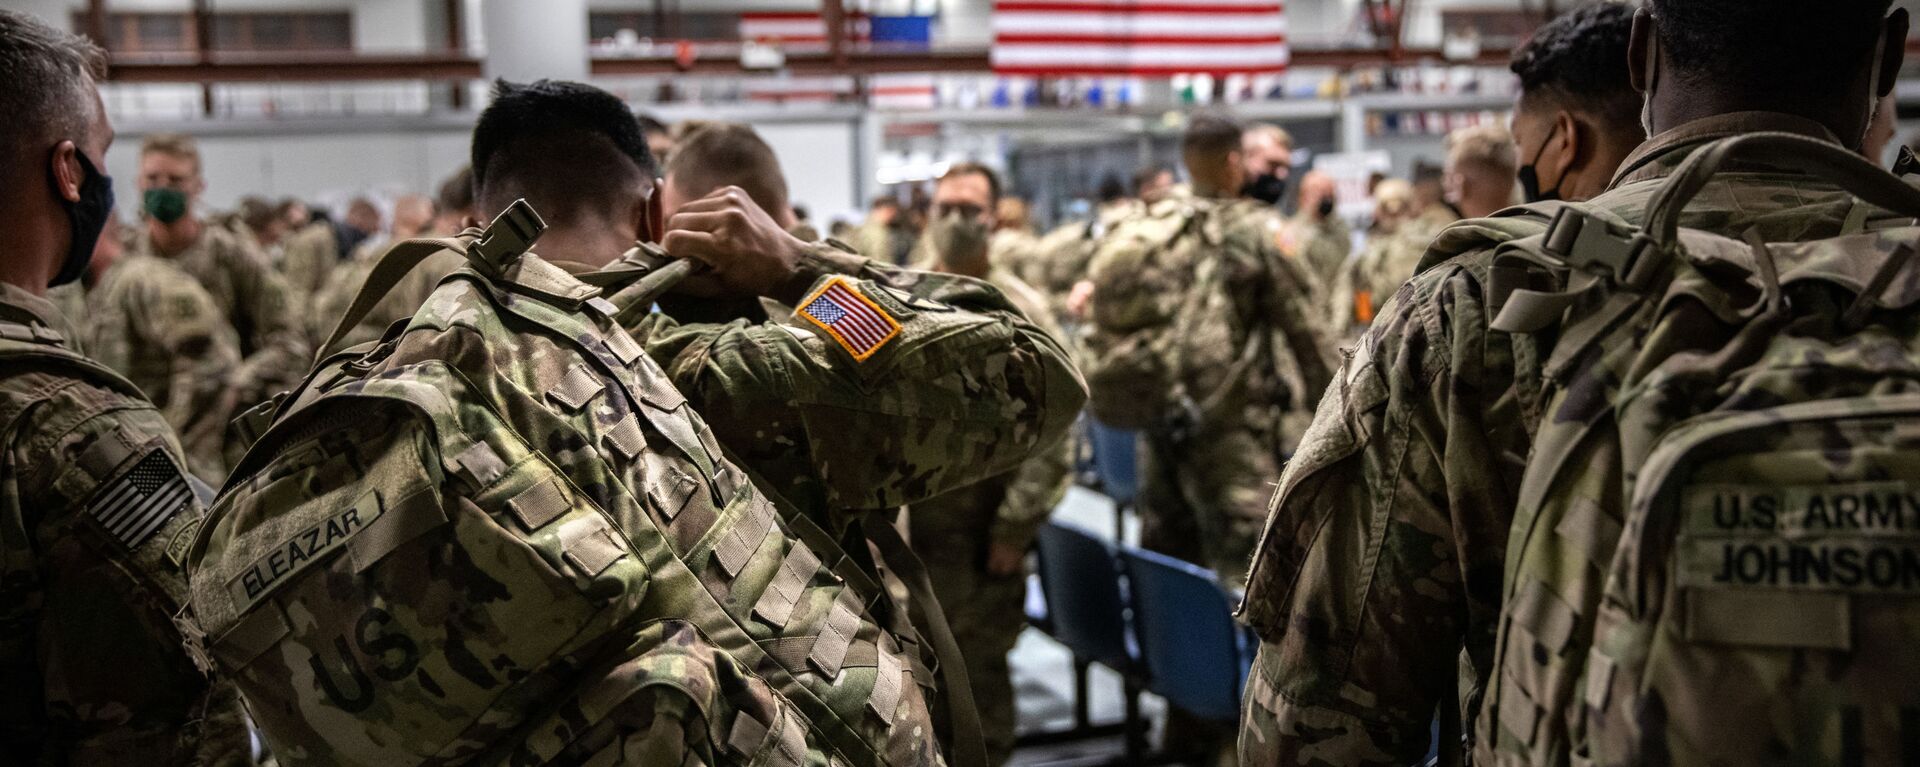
[315, 199, 547, 360]
[863, 513, 990, 767]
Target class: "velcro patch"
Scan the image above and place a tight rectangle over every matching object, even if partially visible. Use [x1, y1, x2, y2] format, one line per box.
[87, 448, 191, 550]
[227, 490, 384, 612]
[795, 278, 900, 362]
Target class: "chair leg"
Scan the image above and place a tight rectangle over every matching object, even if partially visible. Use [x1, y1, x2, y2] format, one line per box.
[1123, 679, 1147, 765]
[1073, 656, 1093, 730]
[1114, 502, 1129, 545]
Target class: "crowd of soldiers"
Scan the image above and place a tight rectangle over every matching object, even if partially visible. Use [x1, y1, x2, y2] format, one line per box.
[6, 0, 1920, 764]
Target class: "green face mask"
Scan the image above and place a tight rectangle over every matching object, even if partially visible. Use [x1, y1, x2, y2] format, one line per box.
[928, 211, 990, 269]
[144, 187, 189, 224]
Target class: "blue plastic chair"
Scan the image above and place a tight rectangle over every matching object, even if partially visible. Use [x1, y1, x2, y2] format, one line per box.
[1118, 546, 1252, 723]
[1088, 418, 1140, 508]
[1033, 522, 1133, 671]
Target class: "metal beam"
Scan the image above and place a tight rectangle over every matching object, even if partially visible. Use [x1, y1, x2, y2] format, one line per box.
[86, 0, 108, 50]
[106, 53, 484, 83]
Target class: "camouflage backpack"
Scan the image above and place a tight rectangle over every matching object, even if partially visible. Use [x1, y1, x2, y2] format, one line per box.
[1082, 199, 1272, 434]
[181, 202, 981, 766]
[1477, 133, 1920, 766]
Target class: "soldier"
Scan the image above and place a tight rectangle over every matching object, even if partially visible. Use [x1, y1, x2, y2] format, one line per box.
[1241, 122, 1294, 206]
[908, 162, 1074, 766]
[308, 186, 460, 350]
[1279, 169, 1352, 289]
[1237, 0, 1911, 763]
[1085, 114, 1335, 588]
[130, 133, 305, 411]
[850, 194, 915, 265]
[1508, 1, 1645, 204]
[57, 215, 243, 483]
[0, 10, 251, 763]
[1442, 124, 1519, 219]
[660, 122, 804, 237]
[1326, 178, 1419, 338]
[186, 77, 1083, 765]
[1135, 165, 1177, 206]
[429, 165, 477, 234]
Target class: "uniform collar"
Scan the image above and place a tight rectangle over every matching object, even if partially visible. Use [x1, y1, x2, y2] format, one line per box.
[0, 281, 71, 334]
[1609, 111, 1845, 188]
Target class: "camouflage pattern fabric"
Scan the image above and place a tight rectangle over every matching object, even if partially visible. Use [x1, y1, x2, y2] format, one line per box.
[183, 217, 1084, 766]
[1325, 205, 1456, 341]
[130, 222, 308, 411]
[279, 221, 341, 323]
[308, 236, 466, 351]
[0, 282, 253, 766]
[849, 221, 916, 266]
[988, 228, 1044, 292]
[907, 267, 1074, 766]
[1084, 194, 1334, 586]
[1028, 201, 1142, 325]
[60, 255, 244, 484]
[1237, 112, 1904, 766]
[1479, 133, 1920, 767]
[1279, 210, 1353, 291]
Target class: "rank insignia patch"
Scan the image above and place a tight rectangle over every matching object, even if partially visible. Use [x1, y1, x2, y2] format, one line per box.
[797, 278, 901, 361]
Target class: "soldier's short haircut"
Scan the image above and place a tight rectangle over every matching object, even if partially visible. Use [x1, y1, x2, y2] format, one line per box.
[1649, 0, 1894, 99]
[938, 161, 1002, 204]
[0, 9, 105, 180]
[1511, 3, 1639, 132]
[1183, 114, 1244, 160]
[436, 165, 474, 216]
[471, 79, 655, 220]
[1446, 125, 1519, 179]
[142, 133, 202, 174]
[1244, 122, 1294, 151]
[1099, 174, 1128, 203]
[665, 122, 790, 217]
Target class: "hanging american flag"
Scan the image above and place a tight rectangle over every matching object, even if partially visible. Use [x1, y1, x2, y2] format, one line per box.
[991, 0, 1289, 77]
[88, 449, 190, 549]
[798, 278, 900, 361]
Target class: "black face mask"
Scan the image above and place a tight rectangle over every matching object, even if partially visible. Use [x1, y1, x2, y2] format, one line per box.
[50, 150, 115, 288]
[1316, 197, 1337, 218]
[1243, 172, 1287, 205]
[1517, 121, 1563, 204]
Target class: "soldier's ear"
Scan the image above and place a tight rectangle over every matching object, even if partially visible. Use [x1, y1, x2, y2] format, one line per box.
[49, 140, 83, 204]
[636, 181, 664, 244]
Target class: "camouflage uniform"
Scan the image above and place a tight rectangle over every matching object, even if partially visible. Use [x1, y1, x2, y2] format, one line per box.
[185, 227, 1085, 765]
[1087, 195, 1335, 586]
[1280, 210, 1352, 291]
[1326, 205, 1457, 340]
[907, 268, 1074, 766]
[850, 221, 916, 266]
[0, 282, 252, 766]
[131, 221, 307, 409]
[58, 256, 244, 483]
[988, 227, 1044, 290]
[279, 221, 340, 322]
[307, 235, 465, 350]
[1237, 112, 1888, 765]
[1029, 201, 1142, 324]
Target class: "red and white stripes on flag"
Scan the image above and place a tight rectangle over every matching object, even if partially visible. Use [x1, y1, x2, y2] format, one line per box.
[991, 0, 1289, 77]
[739, 11, 872, 46]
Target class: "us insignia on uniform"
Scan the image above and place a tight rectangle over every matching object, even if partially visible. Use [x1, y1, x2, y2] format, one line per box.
[797, 277, 900, 361]
[88, 448, 190, 549]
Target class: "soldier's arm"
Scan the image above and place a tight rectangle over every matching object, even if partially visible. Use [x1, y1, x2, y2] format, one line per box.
[1252, 226, 1339, 402]
[1236, 257, 1526, 766]
[133, 274, 243, 483]
[990, 428, 1073, 549]
[225, 236, 308, 390]
[632, 242, 1085, 524]
[5, 386, 250, 764]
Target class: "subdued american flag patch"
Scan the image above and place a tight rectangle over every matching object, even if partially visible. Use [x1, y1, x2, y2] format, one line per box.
[797, 278, 901, 361]
[88, 449, 190, 549]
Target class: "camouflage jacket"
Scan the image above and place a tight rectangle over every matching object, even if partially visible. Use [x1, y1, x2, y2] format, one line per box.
[988, 228, 1044, 291]
[622, 243, 1086, 533]
[0, 282, 251, 766]
[905, 268, 1075, 553]
[132, 221, 307, 399]
[308, 236, 466, 351]
[68, 256, 243, 484]
[1237, 112, 1895, 765]
[1085, 194, 1336, 445]
[279, 222, 340, 316]
[1280, 210, 1352, 291]
[185, 228, 1083, 766]
[1326, 206, 1456, 340]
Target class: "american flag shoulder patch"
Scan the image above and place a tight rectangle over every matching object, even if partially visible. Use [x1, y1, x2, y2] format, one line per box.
[796, 278, 901, 362]
[87, 448, 191, 550]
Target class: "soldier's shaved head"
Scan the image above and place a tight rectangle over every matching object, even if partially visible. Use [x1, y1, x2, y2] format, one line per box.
[471, 79, 655, 230]
[1635, 0, 1906, 149]
[1182, 114, 1247, 197]
[662, 122, 792, 226]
